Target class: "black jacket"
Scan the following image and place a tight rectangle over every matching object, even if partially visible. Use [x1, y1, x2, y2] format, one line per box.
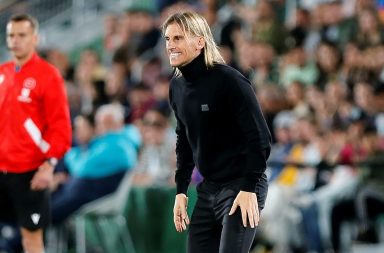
[169, 53, 271, 195]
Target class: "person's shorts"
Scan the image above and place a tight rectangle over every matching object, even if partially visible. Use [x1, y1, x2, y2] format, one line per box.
[0, 170, 50, 231]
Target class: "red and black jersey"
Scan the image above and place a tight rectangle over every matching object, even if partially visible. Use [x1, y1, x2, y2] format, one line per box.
[0, 53, 72, 173]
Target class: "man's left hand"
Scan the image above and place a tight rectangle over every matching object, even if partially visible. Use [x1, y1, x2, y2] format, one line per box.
[229, 190, 259, 228]
[30, 161, 54, 190]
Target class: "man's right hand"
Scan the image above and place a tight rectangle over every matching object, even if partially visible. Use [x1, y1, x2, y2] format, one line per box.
[173, 193, 189, 232]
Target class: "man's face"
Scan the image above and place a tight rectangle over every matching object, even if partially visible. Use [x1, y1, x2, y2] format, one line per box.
[164, 22, 203, 67]
[6, 20, 38, 62]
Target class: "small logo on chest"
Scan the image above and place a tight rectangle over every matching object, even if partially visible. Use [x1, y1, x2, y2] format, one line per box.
[31, 213, 40, 225]
[23, 78, 36, 89]
[0, 74, 4, 85]
[201, 104, 209, 112]
[18, 78, 36, 103]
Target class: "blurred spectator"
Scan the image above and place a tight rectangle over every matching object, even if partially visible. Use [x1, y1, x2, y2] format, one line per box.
[219, 17, 242, 61]
[305, 85, 331, 131]
[124, 5, 160, 57]
[285, 8, 310, 51]
[257, 85, 289, 140]
[75, 49, 107, 115]
[137, 55, 163, 87]
[133, 104, 176, 186]
[50, 104, 141, 224]
[153, 74, 171, 104]
[201, 0, 222, 42]
[286, 81, 311, 118]
[314, 41, 342, 89]
[127, 83, 155, 124]
[152, 74, 173, 119]
[40, 48, 81, 120]
[306, 1, 351, 51]
[341, 42, 366, 87]
[41, 48, 75, 82]
[352, 7, 384, 49]
[267, 111, 296, 181]
[236, 38, 255, 79]
[338, 111, 371, 166]
[103, 47, 137, 115]
[280, 46, 319, 87]
[330, 139, 383, 252]
[353, 81, 376, 127]
[103, 13, 124, 64]
[251, 42, 279, 89]
[251, 0, 288, 54]
[50, 114, 95, 193]
[262, 115, 323, 253]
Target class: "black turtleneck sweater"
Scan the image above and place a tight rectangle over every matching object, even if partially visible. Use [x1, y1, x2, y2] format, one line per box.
[169, 53, 271, 195]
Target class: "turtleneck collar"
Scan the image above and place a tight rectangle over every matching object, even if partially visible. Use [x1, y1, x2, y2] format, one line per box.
[178, 52, 208, 82]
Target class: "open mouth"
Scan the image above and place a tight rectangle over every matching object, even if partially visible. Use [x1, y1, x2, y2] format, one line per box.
[169, 52, 181, 59]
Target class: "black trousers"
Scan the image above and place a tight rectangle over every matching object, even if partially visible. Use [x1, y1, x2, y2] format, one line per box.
[188, 177, 267, 253]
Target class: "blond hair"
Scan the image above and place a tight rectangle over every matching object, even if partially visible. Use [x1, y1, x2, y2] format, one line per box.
[162, 11, 225, 75]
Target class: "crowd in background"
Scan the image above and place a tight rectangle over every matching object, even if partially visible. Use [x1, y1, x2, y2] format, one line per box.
[3, 0, 384, 253]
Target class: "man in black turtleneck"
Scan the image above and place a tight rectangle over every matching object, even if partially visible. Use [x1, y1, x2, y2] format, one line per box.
[163, 12, 271, 253]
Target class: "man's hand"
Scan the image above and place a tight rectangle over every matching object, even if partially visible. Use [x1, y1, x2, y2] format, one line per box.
[30, 161, 54, 190]
[50, 172, 69, 192]
[229, 190, 259, 228]
[173, 193, 189, 232]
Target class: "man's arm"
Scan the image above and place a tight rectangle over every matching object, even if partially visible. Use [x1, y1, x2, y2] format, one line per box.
[173, 119, 194, 231]
[227, 71, 271, 192]
[41, 67, 72, 160]
[31, 66, 71, 190]
[172, 113, 195, 232]
[174, 113, 195, 195]
[169, 82, 195, 195]
[169, 83, 195, 232]
[226, 70, 271, 227]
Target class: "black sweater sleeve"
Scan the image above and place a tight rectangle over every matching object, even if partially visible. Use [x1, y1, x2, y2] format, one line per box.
[170, 85, 195, 195]
[226, 70, 271, 192]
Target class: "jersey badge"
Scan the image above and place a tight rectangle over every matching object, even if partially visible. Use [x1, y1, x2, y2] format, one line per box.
[17, 78, 36, 103]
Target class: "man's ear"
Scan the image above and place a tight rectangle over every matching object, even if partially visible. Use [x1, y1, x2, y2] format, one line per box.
[33, 34, 40, 47]
[197, 37, 205, 49]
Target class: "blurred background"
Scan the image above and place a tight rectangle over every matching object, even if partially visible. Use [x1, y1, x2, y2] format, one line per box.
[1, 0, 384, 252]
